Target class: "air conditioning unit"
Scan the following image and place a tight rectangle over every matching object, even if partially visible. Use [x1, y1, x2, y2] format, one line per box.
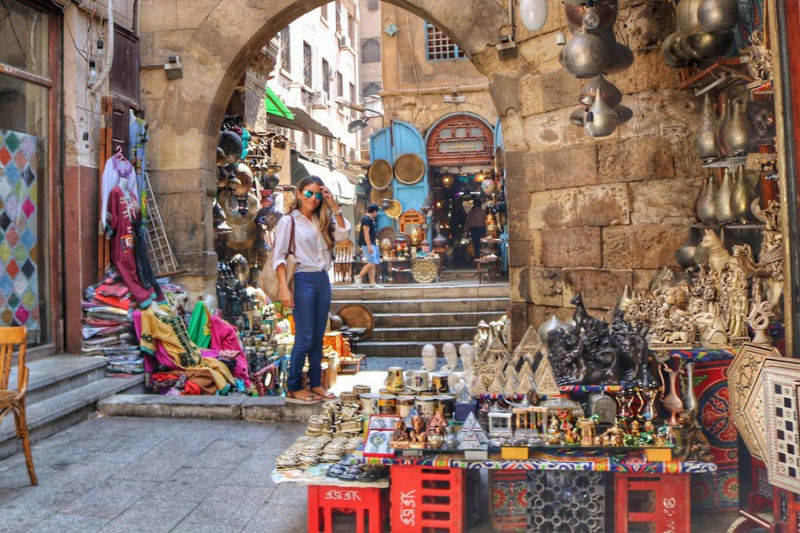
[312, 91, 329, 108]
[338, 35, 350, 49]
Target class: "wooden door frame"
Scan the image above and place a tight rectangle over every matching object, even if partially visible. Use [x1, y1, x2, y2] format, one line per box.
[0, 1, 63, 354]
[774, 0, 800, 354]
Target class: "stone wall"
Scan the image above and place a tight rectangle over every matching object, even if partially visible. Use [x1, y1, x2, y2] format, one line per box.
[499, 0, 702, 341]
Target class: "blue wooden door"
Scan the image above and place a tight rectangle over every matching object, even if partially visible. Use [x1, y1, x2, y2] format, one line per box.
[369, 120, 428, 233]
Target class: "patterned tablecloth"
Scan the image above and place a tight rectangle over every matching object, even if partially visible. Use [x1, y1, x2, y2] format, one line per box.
[353, 450, 717, 474]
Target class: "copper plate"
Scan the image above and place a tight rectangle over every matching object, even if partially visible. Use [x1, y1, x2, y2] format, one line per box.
[394, 153, 425, 185]
[336, 304, 374, 336]
[368, 159, 393, 190]
[385, 199, 402, 219]
[370, 187, 392, 204]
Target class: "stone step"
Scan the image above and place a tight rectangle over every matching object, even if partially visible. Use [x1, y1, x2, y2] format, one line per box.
[331, 297, 509, 315]
[373, 310, 505, 328]
[370, 326, 475, 343]
[0, 375, 143, 460]
[8, 355, 108, 405]
[331, 283, 509, 301]
[357, 341, 461, 358]
[96, 394, 323, 422]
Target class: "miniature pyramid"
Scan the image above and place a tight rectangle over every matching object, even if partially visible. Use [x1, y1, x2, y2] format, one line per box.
[459, 412, 488, 448]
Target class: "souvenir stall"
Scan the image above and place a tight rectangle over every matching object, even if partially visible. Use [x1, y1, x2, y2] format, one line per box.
[272, 311, 719, 532]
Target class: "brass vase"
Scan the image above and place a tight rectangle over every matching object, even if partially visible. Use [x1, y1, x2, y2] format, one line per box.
[660, 362, 684, 426]
[714, 168, 735, 224]
[731, 164, 753, 223]
[723, 99, 752, 155]
[694, 93, 719, 161]
[695, 174, 717, 224]
[683, 361, 698, 419]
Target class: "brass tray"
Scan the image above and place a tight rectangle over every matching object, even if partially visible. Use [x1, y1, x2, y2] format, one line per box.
[368, 159, 393, 190]
[394, 153, 425, 185]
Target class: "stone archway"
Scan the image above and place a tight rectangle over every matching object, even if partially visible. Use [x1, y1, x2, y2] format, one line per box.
[140, 0, 700, 344]
[140, 0, 511, 290]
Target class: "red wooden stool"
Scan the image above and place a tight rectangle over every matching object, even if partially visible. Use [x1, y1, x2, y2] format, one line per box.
[614, 473, 691, 533]
[307, 485, 387, 533]
[390, 465, 464, 533]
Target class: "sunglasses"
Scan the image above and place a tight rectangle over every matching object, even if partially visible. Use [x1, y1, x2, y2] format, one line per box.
[303, 190, 324, 200]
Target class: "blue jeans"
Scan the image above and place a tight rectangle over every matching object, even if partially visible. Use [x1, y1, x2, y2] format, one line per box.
[288, 271, 331, 392]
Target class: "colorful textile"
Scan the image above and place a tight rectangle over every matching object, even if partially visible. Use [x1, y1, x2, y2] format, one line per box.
[138, 303, 234, 390]
[128, 110, 148, 213]
[188, 301, 212, 348]
[490, 470, 529, 532]
[209, 315, 251, 388]
[100, 157, 138, 230]
[691, 357, 738, 511]
[106, 186, 156, 306]
[355, 451, 718, 473]
[0, 130, 41, 342]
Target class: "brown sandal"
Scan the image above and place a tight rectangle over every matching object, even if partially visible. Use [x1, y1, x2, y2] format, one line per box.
[286, 390, 322, 404]
[311, 387, 336, 400]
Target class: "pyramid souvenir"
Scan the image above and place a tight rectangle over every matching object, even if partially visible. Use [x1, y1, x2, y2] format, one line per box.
[517, 361, 535, 384]
[484, 334, 512, 366]
[487, 373, 505, 395]
[503, 361, 518, 382]
[503, 375, 520, 396]
[518, 373, 537, 395]
[512, 326, 545, 366]
[459, 412, 489, 459]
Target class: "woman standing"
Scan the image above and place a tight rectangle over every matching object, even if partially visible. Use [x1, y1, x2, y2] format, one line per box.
[273, 176, 351, 403]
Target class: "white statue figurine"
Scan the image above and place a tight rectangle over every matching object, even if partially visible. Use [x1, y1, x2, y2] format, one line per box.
[421, 344, 438, 372]
[441, 343, 458, 372]
[459, 344, 474, 375]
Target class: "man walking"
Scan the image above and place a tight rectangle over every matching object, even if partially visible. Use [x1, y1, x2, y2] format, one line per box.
[355, 204, 382, 287]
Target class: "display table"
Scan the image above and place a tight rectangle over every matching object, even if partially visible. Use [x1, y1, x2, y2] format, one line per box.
[277, 450, 715, 533]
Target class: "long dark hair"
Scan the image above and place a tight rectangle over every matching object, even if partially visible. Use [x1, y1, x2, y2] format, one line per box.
[290, 176, 335, 249]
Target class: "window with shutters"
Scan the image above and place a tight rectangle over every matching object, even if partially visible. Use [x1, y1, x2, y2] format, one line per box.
[361, 38, 380, 63]
[349, 82, 356, 118]
[335, 0, 342, 34]
[303, 42, 313, 87]
[280, 28, 291, 72]
[336, 71, 344, 98]
[424, 22, 465, 61]
[322, 59, 330, 97]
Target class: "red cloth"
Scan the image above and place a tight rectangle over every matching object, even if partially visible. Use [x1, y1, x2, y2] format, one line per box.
[106, 186, 155, 305]
[183, 381, 202, 395]
[94, 292, 131, 310]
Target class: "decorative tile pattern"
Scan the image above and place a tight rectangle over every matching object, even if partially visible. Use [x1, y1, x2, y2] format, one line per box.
[0, 130, 40, 341]
[762, 357, 800, 494]
[526, 470, 605, 533]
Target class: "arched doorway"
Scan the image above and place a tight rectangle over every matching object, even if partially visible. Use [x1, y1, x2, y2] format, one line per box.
[140, 0, 511, 295]
[425, 113, 504, 271]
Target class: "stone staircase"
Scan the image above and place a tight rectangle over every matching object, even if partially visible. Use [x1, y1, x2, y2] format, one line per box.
[331, 282, 510, 358]
[0, 355, 143, 460]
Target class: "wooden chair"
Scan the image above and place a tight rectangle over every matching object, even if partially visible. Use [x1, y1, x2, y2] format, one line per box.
[0, 327, 37, 485]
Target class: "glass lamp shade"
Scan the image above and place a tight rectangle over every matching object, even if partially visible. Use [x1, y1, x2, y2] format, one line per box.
[520, 0, 548, 32]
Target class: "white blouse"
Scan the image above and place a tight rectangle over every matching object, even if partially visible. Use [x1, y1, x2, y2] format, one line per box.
[272, 210, 351, 273]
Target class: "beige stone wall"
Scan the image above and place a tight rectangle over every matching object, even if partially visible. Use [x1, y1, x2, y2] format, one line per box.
[380, 3, 497, 131]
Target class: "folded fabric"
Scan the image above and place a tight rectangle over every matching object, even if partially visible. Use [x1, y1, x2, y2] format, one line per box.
[94, 292, 131, 311]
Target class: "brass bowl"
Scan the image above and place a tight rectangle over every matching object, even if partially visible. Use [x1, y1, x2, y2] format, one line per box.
[394, 153, 425, 185]
[368, 159, 393, 190]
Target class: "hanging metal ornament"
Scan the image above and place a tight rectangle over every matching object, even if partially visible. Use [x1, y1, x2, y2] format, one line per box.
[584, 88, 619, 137]
[579, 76, 622, 109]
[519, 0, 549, 32]
[559, 30, 613, 78]
[564, 0, 618, 31]
[697, 0, 738, 34]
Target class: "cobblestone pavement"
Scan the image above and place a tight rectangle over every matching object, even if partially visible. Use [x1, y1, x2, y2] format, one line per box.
[0, 415, 738, 532]
[0, 417, 308, 532]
